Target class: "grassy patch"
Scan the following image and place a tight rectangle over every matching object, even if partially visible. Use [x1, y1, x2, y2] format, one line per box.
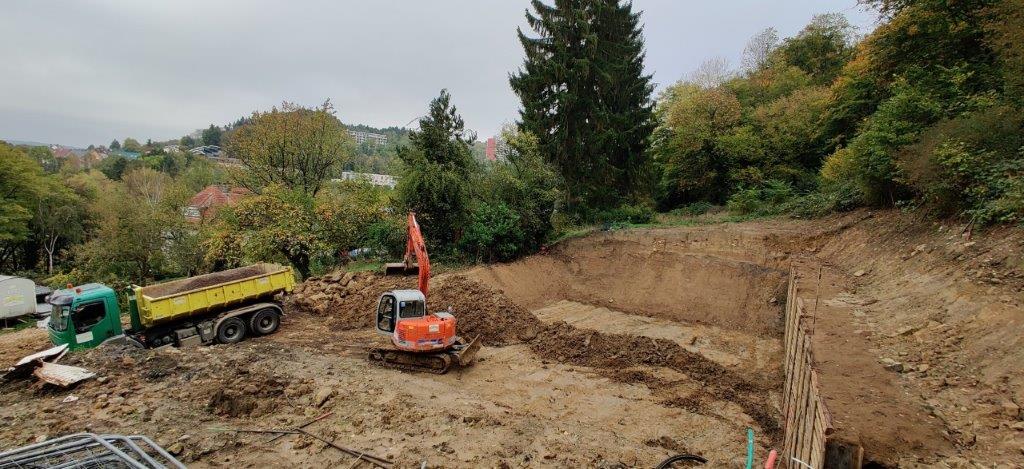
[547, 226, 598, 247]
[0, 317, 36, 334]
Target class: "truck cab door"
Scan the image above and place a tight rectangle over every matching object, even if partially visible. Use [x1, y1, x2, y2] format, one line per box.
[376, 294, 396, 333]
[69, 296, 122, 349]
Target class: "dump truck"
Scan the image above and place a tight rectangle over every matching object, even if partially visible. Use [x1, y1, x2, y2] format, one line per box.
[47, 263, 296, 350]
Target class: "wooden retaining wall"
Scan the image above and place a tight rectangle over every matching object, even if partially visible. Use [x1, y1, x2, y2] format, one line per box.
[781, 269, 862, 469]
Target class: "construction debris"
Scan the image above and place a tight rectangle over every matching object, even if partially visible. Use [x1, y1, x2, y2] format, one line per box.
[2, 343, 68, 380]
[33, 361, 96, 387]
[0, 432, 186, 469]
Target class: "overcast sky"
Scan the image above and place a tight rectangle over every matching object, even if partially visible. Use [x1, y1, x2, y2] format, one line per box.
[0, 0, 878, 148]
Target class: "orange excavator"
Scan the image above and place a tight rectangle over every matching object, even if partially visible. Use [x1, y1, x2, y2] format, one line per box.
[369, 212, 480, 374]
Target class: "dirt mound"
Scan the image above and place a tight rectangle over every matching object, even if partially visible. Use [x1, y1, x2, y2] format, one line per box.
[530, 322, 781, 439]
[290, 272, 543, 346]
[431, 275, 544, 346]
[289, 270, 413, 327]
[144, 264, 271, 297]
[207, 374, 292, 418]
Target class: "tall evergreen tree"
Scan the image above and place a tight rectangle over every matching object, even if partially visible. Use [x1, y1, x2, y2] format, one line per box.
[510, 0, 655, 215]
[395, 89, 477, 250]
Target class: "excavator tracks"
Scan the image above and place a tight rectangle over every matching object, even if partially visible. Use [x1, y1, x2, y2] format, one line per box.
[368, 348, 453, 374]
[368, 336, 481, 375]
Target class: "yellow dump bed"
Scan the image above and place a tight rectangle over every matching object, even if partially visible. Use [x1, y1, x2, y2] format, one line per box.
[132, 263, 295, 327]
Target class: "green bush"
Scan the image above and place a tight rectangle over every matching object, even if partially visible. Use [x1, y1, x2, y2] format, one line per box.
[594, 203, 655, 225]
[786, 183, 861, 218]
[899, 105, 1024, 223]
[931, 142, 1024, 224]
[671, 201, 714, 216]
[726, 180, 797, 216]
[460, 202, 526, 262]
[843, 79, 945, 205]
[365, 216, 407, 261]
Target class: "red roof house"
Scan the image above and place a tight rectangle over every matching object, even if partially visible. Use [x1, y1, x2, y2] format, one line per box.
[184, 185, 250, 222]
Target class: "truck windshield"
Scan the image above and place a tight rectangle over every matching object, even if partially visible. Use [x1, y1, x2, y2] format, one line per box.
[50, 305, 70, 331]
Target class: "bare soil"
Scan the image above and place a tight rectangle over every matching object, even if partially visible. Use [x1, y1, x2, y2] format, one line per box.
[1, 210, 1020, 468]
[144, 265, 271, 297]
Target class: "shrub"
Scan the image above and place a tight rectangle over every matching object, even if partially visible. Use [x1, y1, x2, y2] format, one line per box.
[671, 201, 714, 217]
[365, 216, 407, 261]
[843, 79, 944, 205]
[460, 202, 526, 262]
[726, 180, 797, 215]
[898, 105, 1024, 223]
[594, 203, 656, 225]
[930, 142, 1024, 224]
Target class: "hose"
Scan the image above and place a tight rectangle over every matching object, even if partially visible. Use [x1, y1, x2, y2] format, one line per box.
[746, 428, 754, 469]
[654, 454, 707, 468]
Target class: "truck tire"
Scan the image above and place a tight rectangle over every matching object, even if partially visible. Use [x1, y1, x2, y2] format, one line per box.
[249, 308, 280, 335]
[216, 317, 246, 344]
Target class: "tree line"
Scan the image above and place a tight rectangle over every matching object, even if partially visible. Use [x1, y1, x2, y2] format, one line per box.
[2, 0, 1019, 291]
[650, 0, 1023, 224]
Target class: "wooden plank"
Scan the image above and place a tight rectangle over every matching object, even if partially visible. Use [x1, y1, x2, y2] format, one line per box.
[786, 330, 809, 457]
[798, 346, 815, 466]
[812, 370, 834, 432]
[782, 321, 799, 415]
[790, 341, 810, 466]
[810, 404, 827, 469]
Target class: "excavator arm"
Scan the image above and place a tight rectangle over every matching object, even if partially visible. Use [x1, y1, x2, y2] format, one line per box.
[383, 212, 431, 298]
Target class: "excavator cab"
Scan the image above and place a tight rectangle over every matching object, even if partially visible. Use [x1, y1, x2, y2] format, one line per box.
[375, 289, 455, 351]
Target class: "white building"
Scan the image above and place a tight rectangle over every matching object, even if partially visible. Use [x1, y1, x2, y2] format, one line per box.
[333, 171, 397, 189]
[347, 130, 388, 146]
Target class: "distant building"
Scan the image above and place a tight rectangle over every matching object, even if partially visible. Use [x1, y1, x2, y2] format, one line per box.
[50, 145, 86, 160]
[484, 136, 509, 162]
[184, 185, 250, 222]
[347, 130, 388, 146]
[189, 145, 221, 157]
[187, 129, 205, 143]
[333, 171, 397, 189]
[163, 144, 180, 153]
[110, 149, 141, 159]
[83, 149, 106, 168]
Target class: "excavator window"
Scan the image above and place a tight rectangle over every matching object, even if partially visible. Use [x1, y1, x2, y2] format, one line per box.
[377, 295, 396, 332]
[398, 300, 425, 319]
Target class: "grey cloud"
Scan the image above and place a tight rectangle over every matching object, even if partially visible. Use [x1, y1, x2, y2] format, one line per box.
[0, 0, 875, 147]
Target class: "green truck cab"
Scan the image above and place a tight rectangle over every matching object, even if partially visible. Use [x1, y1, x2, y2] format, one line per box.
[47, 283, 124, 350]
[47, 264, 296, 350]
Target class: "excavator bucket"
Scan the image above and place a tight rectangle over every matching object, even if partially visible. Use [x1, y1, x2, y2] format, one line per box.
[452, 336, 481, 367]
[382, 262, 419, 276]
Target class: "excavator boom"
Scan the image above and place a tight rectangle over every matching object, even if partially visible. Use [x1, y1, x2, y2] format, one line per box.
[382, 213, 431, 297]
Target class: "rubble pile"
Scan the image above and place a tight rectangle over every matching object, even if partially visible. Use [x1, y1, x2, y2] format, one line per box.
[289, 271, 544, 346]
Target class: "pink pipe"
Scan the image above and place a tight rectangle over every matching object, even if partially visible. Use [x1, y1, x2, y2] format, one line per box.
[764, 449, 778, 469]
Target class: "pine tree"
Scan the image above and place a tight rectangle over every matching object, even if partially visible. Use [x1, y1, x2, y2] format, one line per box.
[396, 89, 477, 250]
[510, 0, 654, 215]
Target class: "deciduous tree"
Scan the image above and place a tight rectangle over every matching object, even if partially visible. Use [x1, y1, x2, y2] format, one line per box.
[227, 100, 352, 196]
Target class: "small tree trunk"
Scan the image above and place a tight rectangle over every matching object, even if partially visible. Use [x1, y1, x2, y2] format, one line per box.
[45, 236, 58, 274]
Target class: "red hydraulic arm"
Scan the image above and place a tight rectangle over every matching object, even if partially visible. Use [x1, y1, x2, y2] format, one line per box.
[404, 212, 431, 298]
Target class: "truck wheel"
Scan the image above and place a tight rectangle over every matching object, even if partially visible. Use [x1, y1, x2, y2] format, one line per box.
[216, 317, 246, 344]
[249, 308, 280, 335]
